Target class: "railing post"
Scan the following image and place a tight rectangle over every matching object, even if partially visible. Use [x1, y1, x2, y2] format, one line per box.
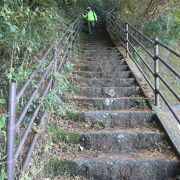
[126, 23, 129, 58]
[6, 83, 16, 180]
[112, 16, 116, 37]
[109, 14, 112, 32]
[54, 40, 59, 72]
[154, 38, 160, 106]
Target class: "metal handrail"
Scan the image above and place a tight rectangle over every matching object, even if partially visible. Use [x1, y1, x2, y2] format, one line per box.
[6, 18, 81, 180]
[106, 12, 180, 125]
[128, 23, 154, 44]
[128, 31, 154, 58]
[157, 55, 180, 78]
[157, 40, 180, 58]
[128, 40, 154, 75]
[128, 50, 155, 91]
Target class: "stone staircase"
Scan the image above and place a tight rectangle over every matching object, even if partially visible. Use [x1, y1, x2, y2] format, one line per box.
[61, 28, 180, 179]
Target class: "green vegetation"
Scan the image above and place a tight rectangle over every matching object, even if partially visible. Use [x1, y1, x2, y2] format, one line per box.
[135, 99, 149, 109]
[65, 109, 80, 122]
[47, 158, 78, 177]
[51, 128, 80, 144]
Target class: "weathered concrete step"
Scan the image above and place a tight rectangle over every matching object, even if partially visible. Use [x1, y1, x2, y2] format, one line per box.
[81, 53, 121, 58]
[82, 43, 114, 47]
[81, 52, 121, 57]
[78, 59, 125, 65]
[77, 86, 142, 97]
[59, 151, 180, 180]
[72, 97, 149, 110]
[81, 54, 121, 60]
[81, 49, 118, 52]
[82, 47, 117, 50]
[73, 77, 136, 87]
[83, 44, 116, 48]
[68, 110, 155, 128]
[79, 129, 165, 152]
[80, 55, 124, 61]
[74, 64, 129, 72]
[82, 41, 114, 44]
[81, 50, 119, 55]
[74, 71, 132, 78]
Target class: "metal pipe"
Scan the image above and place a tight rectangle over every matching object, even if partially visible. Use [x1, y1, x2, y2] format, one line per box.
[128, 23, 154, 44]
[14, 79, 52, 161]
[6, 17, 80, 178]
[157, 55, 180, 78]
[158, 90, 180, 124]
[154, 38, 160, 106]
[128, 41, 154, 75]
[15, 62, 53, 130]
[128, 31, 154, 58]
[128, 50, 155, 91]
[116, 23, 126, 33]
[16, 19, 78, 100]
[58, 31, 77, 70]
[22, 109, 48, 172]
[16, 18, 80, 100]
[158, 74, 180, 102]
[157, 40, 180, 58]
[117, 31, 126, 42]
[16, 46, 53, 100]
[6, 83, 16, 180]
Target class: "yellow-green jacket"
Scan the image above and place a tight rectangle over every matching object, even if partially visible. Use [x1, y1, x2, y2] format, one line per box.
[83, 10, 97, 21]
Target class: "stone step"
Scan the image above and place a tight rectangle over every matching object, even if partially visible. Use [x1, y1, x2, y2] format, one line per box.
[74, 71, 132, 78]
[81, 50, 119, 55]
[72, 77, 136, 87]
[79, 129, 165, 152]
[81, 52, 121, 58]
[83, 44, 116, 48]
[57, 151, 180, 180]
[82, 41, 114, 44]
[74, 64, 129, 72]
[82, 42, 114, 46]
[71, 97, 149, 111]
[77, 86, 142, 97]
[81, 49, 119, 52]
[81, 54, 121, 60]
[77, 59, 125, 65]
[82, 47, 117, 50]
[67, 110, 155, 128]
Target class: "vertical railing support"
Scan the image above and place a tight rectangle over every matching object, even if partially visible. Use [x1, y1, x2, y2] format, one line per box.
[126, 23, 129, 58]
[109, 14, 112, 33]
[6, 82, 16, 180]
[154, 38, 160, 106]
[54, 40, 59, 72]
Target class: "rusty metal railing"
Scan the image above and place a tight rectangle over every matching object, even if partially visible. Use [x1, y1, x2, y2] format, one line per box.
[6, 18, 81, 180]
[106, 12, 180, 124]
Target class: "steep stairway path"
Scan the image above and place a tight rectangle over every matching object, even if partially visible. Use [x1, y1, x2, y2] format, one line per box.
[61, 28, 180, 179]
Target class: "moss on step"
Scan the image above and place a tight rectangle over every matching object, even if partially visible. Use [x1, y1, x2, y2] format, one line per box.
[66, 110, 80, 122]
[75, 64, 88, 71]
[47, 158, 79, 177]
[132, 98, 149, 109]
[52, 129, 80, 144]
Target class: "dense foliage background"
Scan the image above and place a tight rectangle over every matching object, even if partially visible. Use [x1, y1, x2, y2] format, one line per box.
[0, 0, 179, 89]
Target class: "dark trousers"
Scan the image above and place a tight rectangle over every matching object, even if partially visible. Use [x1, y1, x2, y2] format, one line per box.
[88, 21, 95, 34]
